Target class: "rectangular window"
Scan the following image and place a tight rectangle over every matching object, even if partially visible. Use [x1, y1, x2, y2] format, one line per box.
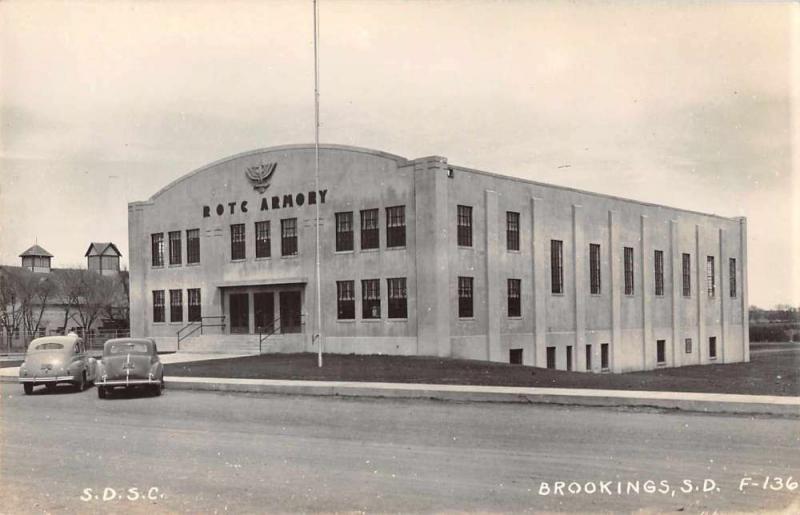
[458, 276, 473, 318]
[187, 229, 200, 264]
[654, 250, 664, 296]
[169, 289, 183, 323]
[656, 340, 666, 365]
[682, 253, 692, 297]
[623, 247, 634, 295]
[589, 243, 601, 294]
[509, 348, 523, 365]
[387, 278, 408, 318]
[729, 258, 737, 297]
[281, 218, 298, 256]
[706, 256, 715, 297]
[255, 221, 271, 258]
[566, 345, 573, 371]
[169, 231, 182, 265]
[188, 288, 201, 322]
[551, 240, 564, 294]
[362, 279, 381, 319]
[601, 343, 609, 370]
[685, 338, 692, 354]
[386, 206, 406, 248]
[506, 211, 520, 251]
[546, 347, 556, 369]
[336, 281, 355, 320]
[152, 290, 165, 323]
[585, 345, 592, 371]
[457, 205, 472, 247]
[360, 209, 379, 250]
[230, 223, 246, 260]
[709, 336, 717, 359]
[507, 278, 521, 317]
[335, 212, 354, 252]
[151, 233, 164, 267]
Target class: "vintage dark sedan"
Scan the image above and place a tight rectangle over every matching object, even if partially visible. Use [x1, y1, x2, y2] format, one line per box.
[95, 338, 164, 398]
[19, 334, 97, 394]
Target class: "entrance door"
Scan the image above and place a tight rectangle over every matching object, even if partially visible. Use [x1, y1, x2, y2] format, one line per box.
[254, 292, 275, 334]
[279, 291, 302, 334]
[229, 293, 250, 334]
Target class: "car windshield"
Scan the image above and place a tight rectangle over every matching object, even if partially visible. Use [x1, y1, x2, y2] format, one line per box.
[107, 342, 150, 355]
[32, 342, 65, 351]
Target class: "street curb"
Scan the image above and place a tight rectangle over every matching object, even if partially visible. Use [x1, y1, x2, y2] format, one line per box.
[162, 377, 800, 417]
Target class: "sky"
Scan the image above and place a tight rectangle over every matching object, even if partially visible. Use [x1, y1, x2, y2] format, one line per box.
[0, 0, 797, 308]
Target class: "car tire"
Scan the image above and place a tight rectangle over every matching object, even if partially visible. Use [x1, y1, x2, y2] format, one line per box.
[23, 383, 33, 395]
[76, 372, 86, 392]
[152, 382, 162, 397]
[98, 386, 106, 399]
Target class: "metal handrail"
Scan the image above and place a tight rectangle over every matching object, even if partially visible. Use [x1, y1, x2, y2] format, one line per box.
[257, 314, 306, 353]
[176, 315, 226, 350]
[258, 316, 282, 353]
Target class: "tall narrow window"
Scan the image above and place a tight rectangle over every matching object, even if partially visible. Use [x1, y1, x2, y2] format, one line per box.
[255, 221, 271, 258]
[589, 243, 601, 294]
[169, 289, 183, 323]
[729, 258, 737, 297]
[186, 229, 200, 264]
[360, 209, 379, 250]
[654, 250, 664, 296]
[188, 288, 201, 322]
[551, 240, 564, 294]
[706, 256, 716, 297]
[506, 211, 520, 251]
[585, 345, 592, 371]
[281, 218, 298, 256]
[685, 338, 693, 353]
[457, 205, 472, 247]
[566, 345, 573, 371]
[152, 290, 165, 323]
[362, 279, 380, 319]
[709, 336, 717, 359]
[151, 233, 164, 267]
[546, 347, 556, 369]
[601, 343, 609, 370]
[386, 206, 406, 248]
[230, 224, 246, 260]
[169, 231, 182, 265]
[387, 278, 408, 318]
[336, 281, 355, 320]
[335, 212, 354, 252]
[682, 253, 692, 297]
[623, 247, 634, 295]
[507, 278, 521, 317]
[656, 340, 666, 365]
[458, 276, 473, 318]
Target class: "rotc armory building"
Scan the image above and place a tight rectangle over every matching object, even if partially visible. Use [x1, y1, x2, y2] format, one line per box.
[128, 144, 749, 373]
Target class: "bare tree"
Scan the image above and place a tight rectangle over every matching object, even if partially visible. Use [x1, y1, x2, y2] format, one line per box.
[54, 268, 85, 332]
[0, 268, 25, 349]
[73, 272, 117, 333]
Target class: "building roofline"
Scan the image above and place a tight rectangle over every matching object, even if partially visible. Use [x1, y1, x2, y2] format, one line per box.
[146, 144, 409, 202]
[448, 163, 744, 222]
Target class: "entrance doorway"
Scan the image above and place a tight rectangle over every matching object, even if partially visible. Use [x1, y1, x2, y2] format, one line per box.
[254, 292, 275, 334]
[229, 293, 249, 334]
[279, 291, 302, 334]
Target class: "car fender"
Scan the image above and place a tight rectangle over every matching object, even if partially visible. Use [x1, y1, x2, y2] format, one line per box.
[87, 357, 97, 382]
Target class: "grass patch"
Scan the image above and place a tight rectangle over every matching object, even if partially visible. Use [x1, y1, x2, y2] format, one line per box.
[164, 344, 799, 397]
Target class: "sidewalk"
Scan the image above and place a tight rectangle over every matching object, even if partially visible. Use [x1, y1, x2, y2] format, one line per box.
[3, 353, 797, 417]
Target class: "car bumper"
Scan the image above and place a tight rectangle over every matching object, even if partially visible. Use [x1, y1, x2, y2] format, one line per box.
[96, 378, 161, 387]
[20, 376, 76, 383]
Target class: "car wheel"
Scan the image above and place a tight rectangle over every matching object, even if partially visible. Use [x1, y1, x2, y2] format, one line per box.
[98, 386, 106, 399]
[76, 372, 86, 392]
[23, 383, 33, 395]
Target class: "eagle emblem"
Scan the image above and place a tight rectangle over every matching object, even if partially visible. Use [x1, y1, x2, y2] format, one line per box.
[245, 162, 277, 193]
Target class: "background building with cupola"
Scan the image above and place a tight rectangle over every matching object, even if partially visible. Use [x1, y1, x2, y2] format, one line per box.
[128, 144, 749, 372]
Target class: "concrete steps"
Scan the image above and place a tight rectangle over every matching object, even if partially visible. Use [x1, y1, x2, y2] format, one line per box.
[177, 333, 309, 354]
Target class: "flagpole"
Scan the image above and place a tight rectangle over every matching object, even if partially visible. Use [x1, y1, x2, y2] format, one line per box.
[313, 0, 323, 368]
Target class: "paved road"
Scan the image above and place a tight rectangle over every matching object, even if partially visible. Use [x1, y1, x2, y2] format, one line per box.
[1, 383, 798, 513]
